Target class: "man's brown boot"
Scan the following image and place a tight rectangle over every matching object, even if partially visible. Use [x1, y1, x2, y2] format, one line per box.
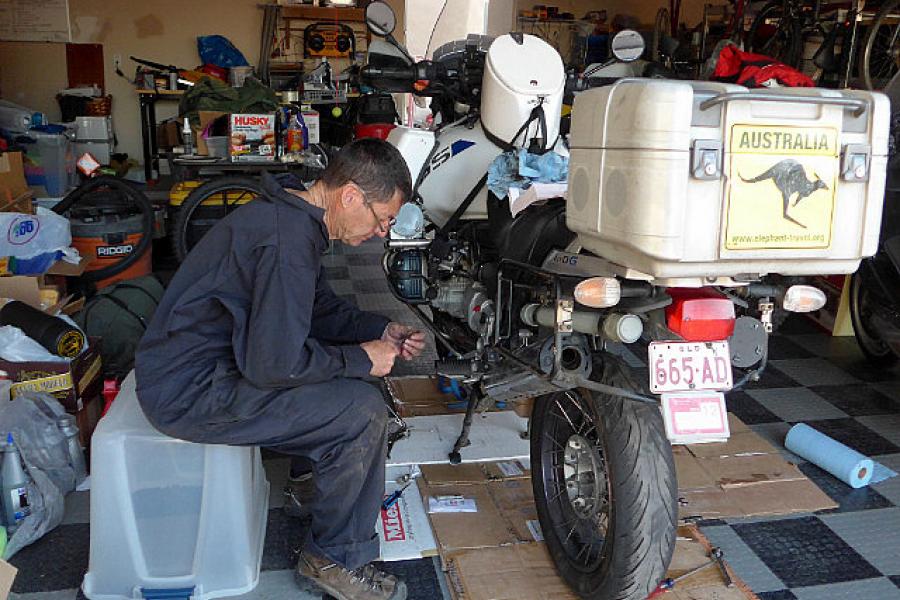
[296, 549, 407, 600]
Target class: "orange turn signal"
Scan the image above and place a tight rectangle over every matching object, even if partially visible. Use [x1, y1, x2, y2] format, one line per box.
[574, 277, 621, 308]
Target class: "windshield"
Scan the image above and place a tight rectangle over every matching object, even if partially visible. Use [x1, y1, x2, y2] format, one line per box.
[426, 0, 488, 58]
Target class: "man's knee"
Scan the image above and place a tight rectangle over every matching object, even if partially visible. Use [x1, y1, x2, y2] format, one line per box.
[349, 380, 388, 430]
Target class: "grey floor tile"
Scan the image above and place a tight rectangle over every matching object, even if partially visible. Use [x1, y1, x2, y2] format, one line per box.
[328, 280, 354, 296]
[857, 414, 900, 447]
[791, 577, 900, 600]
[61, 491, 90, 525]
[767, 359, 860, 387]
[749, 422, 807, 463]
[698, 525, 786, 593]
[353, 278, 393, 294]
[747, 387, 849, 422]
[872, 454, 900, 506]
[787, 335, 867, 360]
[231, 569, 321, 599]
[821, 507, 900, 576]
[9, 591, 79, 600]
[874, 381, 900, 399]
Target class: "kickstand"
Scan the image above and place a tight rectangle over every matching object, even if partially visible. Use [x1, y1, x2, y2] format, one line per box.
[449, 385, 484, 464]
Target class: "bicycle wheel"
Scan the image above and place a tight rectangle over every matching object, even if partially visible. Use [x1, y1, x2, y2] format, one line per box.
[652, 7, 671, 63]
[173, 176, 264, 262]
[862, 0, 900, 89]
[746, 0, 804, 67]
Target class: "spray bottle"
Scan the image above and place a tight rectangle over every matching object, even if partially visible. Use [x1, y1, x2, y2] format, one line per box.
[182, 117, 193, 155]
[1, 433, 32, 532]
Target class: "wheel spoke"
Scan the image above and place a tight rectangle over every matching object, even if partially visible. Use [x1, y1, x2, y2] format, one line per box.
[544, 433, 566, 451]
[554, 398, 578, 433]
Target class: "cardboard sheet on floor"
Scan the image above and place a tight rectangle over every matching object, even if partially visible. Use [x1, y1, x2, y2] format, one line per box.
[677, 413, 836, 520]
[385, 376, 531, 418]
[377, 465, 438, 562]
[387, 412, 529, 467]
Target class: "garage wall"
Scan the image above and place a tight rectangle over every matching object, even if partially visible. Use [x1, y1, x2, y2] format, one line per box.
[0, 0, 405, 173]
[515, 0, 708, 30]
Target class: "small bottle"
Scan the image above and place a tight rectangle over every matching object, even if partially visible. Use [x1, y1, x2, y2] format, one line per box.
[182, 117, 193, 155]
[286, 112, 303, 154]
[57, 417, 87, 485]
[297, 112, 309, 150]
[1, 434, 32, 533]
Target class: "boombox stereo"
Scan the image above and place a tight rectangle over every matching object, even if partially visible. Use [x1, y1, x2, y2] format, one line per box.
[304, 23, 356, 58]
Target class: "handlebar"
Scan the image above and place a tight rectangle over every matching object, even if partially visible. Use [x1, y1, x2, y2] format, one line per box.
[362, 61, 441, 91]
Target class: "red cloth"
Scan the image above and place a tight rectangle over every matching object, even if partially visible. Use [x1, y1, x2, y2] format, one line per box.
[711, 44, 814, 88]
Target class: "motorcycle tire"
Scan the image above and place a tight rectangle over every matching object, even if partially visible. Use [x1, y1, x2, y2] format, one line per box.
[531, 357, 677, 600]
[745, 0, 804, 68]
[173, 176, 264, 262]
[849, 271, 899, 367]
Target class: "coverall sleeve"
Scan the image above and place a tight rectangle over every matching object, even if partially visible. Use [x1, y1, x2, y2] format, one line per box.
[238, 246, 373, 388]
[309, 266, 391, 344]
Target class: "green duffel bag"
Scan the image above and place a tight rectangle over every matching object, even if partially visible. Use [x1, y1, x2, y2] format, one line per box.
[74, 276, 165, 379]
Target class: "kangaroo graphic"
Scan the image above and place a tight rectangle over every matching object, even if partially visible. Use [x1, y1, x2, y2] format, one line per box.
[739, 159, 829, 229]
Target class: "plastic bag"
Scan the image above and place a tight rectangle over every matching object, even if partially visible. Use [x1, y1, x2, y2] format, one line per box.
[0, 315, 87, 363]
[0, 393, 76, 558]
[197, 35, 250, 68]
[0, 208, 77, 276]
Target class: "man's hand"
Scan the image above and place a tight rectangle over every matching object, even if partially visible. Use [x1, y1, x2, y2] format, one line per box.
[361, 340, 400, 376]
[382, 322, 426, 361]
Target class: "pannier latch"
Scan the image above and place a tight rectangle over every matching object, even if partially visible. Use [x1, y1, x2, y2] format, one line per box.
[691, 140, 723, 180]
[841, 144, 871, 182]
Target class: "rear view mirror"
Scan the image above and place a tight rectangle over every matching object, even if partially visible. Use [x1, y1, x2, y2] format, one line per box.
[366, 1, 397, 37]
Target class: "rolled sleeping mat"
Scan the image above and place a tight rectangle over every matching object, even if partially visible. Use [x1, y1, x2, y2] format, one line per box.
[0, 300, 85, 358]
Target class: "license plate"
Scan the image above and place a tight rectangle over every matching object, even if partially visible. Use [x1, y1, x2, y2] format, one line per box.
[648, 341, 733, 394]
[661, 391, 730, 444]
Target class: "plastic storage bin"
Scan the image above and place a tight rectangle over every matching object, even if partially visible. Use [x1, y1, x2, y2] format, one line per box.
[82, 373, 269, 600]
[567, 80, 890, 284]
[23, 132, 76, 197]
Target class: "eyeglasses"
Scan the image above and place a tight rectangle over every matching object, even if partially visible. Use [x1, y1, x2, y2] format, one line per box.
[354, 183, 397, 234]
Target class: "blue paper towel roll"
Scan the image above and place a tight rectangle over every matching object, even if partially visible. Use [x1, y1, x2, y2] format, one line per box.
[785, 423, 874, 488]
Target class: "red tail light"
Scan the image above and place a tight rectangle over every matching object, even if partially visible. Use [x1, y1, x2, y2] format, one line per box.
[666, 288, 736, 342]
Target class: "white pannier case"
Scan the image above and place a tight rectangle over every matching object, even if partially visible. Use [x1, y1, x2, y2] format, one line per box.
[567, 80, 889, 285]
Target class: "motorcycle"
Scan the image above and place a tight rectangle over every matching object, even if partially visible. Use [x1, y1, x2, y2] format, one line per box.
[362, 2, 889, 597]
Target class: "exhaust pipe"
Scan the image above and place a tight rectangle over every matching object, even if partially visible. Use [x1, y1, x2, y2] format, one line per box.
[521, 304, 643, 343]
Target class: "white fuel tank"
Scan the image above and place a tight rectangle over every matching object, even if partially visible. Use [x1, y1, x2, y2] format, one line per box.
[481, 34, 565, 148]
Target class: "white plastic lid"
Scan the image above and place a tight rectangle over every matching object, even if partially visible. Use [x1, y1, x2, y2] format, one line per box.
[486, 35, 565, 96]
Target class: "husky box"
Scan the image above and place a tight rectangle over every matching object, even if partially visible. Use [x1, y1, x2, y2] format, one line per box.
[567, 80, 889, 285]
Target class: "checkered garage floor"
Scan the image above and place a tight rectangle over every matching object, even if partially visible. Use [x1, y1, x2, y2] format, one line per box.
[8, 238, 900, 600]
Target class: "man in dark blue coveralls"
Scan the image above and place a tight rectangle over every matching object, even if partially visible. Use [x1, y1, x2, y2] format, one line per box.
[135, 139, 425, 600]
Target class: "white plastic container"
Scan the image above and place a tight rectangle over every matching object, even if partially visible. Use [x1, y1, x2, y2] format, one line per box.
[23, 132, 76, 197]
[83, 373, 269, 600]
[75, 116, 114, 142]
[567, 79, 890, 285]
[481, 34, 565, 148]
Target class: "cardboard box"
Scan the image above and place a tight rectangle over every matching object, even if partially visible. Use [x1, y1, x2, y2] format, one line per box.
[0, 256, 90, 309]
[677, 414, 837, 520]
[230, 113, 276, 162]
[0, 152, 28, 206]
[0, 559, 17, 600]
[156, 120, 180, 150]
[196, 111, 228, 156]
[77, 392, 103, 451]
[418, 461, 540, 559]
[0, 338, 103, 413]
[386, 376, 516, 418]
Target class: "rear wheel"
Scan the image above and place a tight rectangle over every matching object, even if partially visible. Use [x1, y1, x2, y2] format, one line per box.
[531, 357, 677, 599]
[849, 271, 899, 366]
